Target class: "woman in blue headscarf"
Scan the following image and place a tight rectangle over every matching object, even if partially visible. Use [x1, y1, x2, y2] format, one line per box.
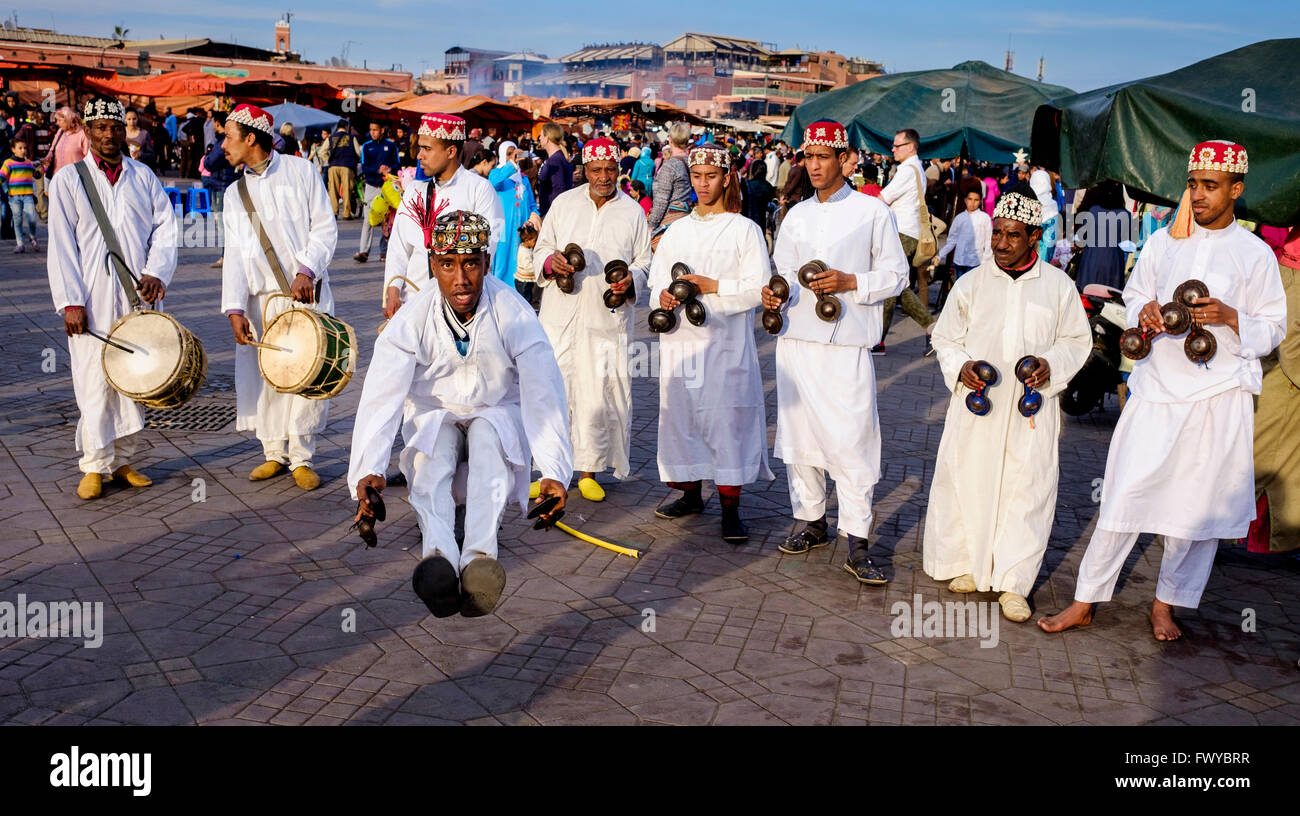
[489, 140, 541, 286]
[630, 143, 655, 190]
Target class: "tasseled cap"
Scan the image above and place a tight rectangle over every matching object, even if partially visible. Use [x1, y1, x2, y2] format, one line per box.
[1172, 139, 1248, 239]
[430, 210, 491, 255]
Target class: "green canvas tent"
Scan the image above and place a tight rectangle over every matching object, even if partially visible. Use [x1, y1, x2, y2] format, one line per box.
[783, 60, 1072, 164]
[1032, 38, 1300, 226]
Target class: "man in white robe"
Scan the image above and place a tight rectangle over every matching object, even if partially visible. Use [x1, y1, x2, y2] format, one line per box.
[1040, 140, 1287, 640]
[46, 96, 177, 500]
[383, 114, 504, 319]
[534, 137, 651, 502]
[924, 192, 1092, 621]
[348, 211, 572, 618]
[219, 104, 338, 490]
[648, 142, 773, 543]
[760, 119, 909, 584]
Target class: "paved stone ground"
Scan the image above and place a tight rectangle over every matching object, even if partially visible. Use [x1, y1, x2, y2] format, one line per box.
[2, 212, 1298, 726]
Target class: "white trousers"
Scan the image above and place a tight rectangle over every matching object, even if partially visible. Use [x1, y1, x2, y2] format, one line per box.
[787, 463, 875, 539]
[404, 417, 511, 573]
[79, 432, 139, 475]
[1074, 529, 1218, 609]
[262, 434, 317, 470]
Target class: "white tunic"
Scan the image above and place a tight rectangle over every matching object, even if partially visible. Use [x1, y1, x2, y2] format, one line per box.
[923, 258, 1092, 595]
[648, 211, 774, 486]
[770, 185, 909, 479]
[1097, 222, 1287, 539]
[533, 185, 652, 477]
[46, 155, 178, 451]
[385, 166, 505, 299]
[347, 275, 573, 510]
[220, 151, 338, 439]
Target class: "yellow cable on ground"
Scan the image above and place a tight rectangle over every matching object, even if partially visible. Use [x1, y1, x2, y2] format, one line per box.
[554, 521, 640, 559]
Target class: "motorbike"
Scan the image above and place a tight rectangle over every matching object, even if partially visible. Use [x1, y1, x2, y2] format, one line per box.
[1061, 283, 1131, 415]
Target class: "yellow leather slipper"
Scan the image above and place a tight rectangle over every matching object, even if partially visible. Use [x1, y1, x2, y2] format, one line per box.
[577, 477, 605, 502]
[112, 465, 152, 487]
[77, 472, 103, 500]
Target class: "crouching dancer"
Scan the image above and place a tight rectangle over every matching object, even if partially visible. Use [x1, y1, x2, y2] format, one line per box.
[347, 210, 573, 618]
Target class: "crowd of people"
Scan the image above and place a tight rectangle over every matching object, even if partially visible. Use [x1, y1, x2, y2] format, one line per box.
[30, 91, 1300, 636]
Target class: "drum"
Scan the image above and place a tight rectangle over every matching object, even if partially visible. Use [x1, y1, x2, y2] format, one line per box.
[258, 295, 358, 400]
[102, 310, 207, 409]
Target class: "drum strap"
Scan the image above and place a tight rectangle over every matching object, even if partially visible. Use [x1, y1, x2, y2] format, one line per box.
[73, 161, 141, 310]
[235, 178, 292, 295]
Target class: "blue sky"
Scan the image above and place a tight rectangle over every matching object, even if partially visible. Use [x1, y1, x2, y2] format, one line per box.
[9, 0, 1297, 93]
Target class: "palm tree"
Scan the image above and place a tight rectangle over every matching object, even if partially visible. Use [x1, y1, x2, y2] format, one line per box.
[112, 25, 130, 42]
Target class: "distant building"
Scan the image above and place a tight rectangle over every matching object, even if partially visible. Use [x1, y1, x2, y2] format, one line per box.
[522, 42, 661, 100]
[492, 52, 552, 98]
[440, 46, 510, 96]
[0, 19, 412, 92]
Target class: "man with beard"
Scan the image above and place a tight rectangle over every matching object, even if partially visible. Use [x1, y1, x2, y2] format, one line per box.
[46, 96, 177, 500]
[923, 192, 1091, 622]
[533, 138, 651, 502]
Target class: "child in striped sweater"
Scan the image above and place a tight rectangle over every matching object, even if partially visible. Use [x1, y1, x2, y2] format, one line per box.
[1, 140, 41, 252]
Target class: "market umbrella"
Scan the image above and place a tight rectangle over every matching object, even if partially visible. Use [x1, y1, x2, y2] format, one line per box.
[783, 60, 1072, 163]
[1031, 38, 1300, 226]
[264, 102, 340, 141]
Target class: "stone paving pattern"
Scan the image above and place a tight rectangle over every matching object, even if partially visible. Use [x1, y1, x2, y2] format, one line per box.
[2, 216, 1298, 726]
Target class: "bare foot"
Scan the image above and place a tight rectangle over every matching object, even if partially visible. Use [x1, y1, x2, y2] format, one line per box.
[1037, 601, 1094, 633]
[1150, 600, 1182, 641]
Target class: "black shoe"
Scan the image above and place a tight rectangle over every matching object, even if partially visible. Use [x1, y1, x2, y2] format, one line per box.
[386, 472, 407, 487]
[843, 554, 889, 585]
[411, 555, 461, 618]
[779, 526, 829, 554]
[460, 556, 507, 618]
[720, 507, 748, 544]
[655, 493, 705, 519]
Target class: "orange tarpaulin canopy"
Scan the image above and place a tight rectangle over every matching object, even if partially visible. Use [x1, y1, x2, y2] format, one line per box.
[390, 94, 543, 129]
[85, 71, 227, 97]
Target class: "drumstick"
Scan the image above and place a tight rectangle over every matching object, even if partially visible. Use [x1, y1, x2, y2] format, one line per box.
[246, 340, 289, 352]
[85, 329, 135, 353]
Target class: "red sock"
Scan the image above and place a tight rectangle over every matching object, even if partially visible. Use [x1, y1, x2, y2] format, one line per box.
[717, 484, 741, 509]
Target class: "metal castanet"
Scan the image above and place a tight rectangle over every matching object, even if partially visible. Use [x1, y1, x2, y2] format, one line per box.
[1185, 327, 1217, 364]
[1015, 355, 1043, 421]
[1160, 301, 1192, 335]
[647, 308, 677, 333]
[1120, 327, 1154, 360]
[553, 242, 583, 294]
[684, 299, 707, 327]
[797, 259, 841, 323]
[1174, 279, 1209, 309]
[602, 259, 634, 308]
[965, 360, 999, 416]
[666, 278, 698, 303]
[763, 274, 789, 335]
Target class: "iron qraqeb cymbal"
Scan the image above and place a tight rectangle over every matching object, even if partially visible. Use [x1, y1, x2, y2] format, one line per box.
[971, 360, 999, 387]
[1174, 279, 1209, 309]
[966, 391, 992, 416]
[1185, 327, 1217, 363]
[562, 243, 586, 272]
[1160, 301, 1192, 335]
[1014, 355, 1038, 383]
[761, 309, 783, 334]
[647, 308, 677, 333]
[815, 294, 841, 322]
[684, 299, 707, 327]
[1120, 327, 1152, 360]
